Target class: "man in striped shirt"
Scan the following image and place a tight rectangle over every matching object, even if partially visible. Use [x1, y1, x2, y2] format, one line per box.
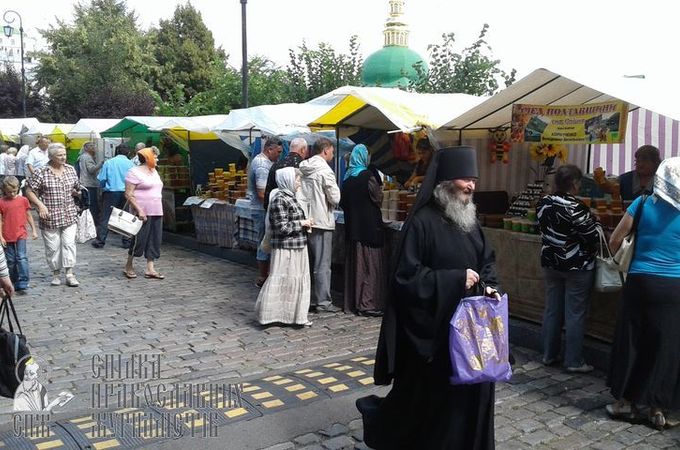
[0, 246, 15, 297]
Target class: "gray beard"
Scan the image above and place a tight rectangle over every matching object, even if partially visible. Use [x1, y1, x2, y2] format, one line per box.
[433, 183, 478, 233]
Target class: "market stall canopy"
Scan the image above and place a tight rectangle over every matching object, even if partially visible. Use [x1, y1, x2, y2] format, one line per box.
[153, 115, 228, 135]
[150, 115, 229, 151]
[101, 116, 185, 137]
[308, 86, 486, 133]
[0, 117, 40, 142]
[438, 68, 680, 138]
[67, 118, 122, 140]
[24, 123, 74, 136]
[211, 103, 339, 137]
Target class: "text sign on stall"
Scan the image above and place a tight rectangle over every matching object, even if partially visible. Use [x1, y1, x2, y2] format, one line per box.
[511, 101, 628, 144]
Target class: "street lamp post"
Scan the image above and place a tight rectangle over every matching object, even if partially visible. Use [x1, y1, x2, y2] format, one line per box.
[240, 0, 248, 108]
[3, 10, 26, 118]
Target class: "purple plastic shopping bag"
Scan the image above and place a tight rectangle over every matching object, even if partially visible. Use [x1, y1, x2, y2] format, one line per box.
[449, 293, 512, 385]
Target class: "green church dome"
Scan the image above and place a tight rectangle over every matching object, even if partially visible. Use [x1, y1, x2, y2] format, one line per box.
[362, 46, 428, 88]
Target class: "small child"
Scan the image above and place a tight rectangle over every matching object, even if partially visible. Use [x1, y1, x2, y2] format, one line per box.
[0, 176, 38, 293]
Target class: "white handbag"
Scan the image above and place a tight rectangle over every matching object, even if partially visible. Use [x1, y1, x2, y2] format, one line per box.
[107, 206, 143, 238]
[594, 228, 623, 293]
[612, 195, 647, 273]
[76, 210, 97, 243]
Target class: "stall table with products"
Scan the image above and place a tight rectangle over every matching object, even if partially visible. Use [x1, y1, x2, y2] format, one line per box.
[483, 227, 619, 342]
[189, 199, 236, 248]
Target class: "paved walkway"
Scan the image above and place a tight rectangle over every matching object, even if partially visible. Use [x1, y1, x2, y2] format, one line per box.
[0, 237, 677, 449]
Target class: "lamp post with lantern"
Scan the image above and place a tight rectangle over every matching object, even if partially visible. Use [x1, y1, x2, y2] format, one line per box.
[3, 9, 26, 118]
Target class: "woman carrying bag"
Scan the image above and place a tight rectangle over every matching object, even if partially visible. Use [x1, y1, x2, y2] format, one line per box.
[606, 157, 680, 430]
[25, 143, 82, 287]
[123, 148, 165, 280]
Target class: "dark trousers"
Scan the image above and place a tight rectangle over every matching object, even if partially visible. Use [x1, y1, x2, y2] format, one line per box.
[128, 216, 163, 260]
[87, 186, 101, 229]
[99, 191, 126, 244]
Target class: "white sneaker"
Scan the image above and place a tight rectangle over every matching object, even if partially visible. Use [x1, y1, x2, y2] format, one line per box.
[50, 276, 61, 286]
[565, 363, 594, 373]
[65, 274, 80, 287]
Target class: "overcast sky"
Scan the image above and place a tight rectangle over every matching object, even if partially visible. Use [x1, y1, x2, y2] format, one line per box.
[5, 0, 679, 87]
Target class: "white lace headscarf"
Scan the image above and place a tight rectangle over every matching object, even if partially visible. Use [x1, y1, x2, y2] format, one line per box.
[653, 156, 680, 211]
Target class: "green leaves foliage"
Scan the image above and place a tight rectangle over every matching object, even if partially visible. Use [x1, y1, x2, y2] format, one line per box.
[411, 24, 516, 95]
[34, 0, 155, 121]
[150, 3, 226, 103]
[285, 36, 363, 102]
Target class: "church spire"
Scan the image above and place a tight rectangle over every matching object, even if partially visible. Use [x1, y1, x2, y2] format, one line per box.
[383, 0, 409, 47]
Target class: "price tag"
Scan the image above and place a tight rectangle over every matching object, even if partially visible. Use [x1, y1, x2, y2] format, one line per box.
[183, 196, 203, 206]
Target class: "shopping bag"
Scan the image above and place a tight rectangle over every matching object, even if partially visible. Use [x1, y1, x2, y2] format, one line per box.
[76, 210, 97, 243]
[0, 296, 30, 398]
[595, 228, 623, 292]
[613, 195, 647, 272]
[107, 206, 143, 238]
[449, 287, 512, 385]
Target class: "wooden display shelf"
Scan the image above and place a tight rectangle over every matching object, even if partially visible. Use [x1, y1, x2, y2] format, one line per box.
[484, 227, 618, 343]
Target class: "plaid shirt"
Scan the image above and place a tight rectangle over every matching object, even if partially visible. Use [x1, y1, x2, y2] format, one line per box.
[28, 164, 80, 230]
[270, 191, 307, 249]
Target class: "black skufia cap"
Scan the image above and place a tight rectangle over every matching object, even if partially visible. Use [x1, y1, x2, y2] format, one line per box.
[436, 146, 479, 182]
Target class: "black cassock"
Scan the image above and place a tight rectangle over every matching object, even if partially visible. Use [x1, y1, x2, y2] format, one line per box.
[363, 203, 499, 450]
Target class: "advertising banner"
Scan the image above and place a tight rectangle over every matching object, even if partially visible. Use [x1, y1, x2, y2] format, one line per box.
[511, 101, 628, 144]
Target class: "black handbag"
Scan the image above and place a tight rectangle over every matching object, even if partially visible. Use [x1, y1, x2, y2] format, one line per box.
[0, 296, 30, 398]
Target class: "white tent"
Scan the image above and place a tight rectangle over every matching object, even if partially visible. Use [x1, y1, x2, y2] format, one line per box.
[67, 118, 122, 140]
[439, 68, 680, 138]
[433, 68, 680, 194]
[154, 115, 229, 135]
[212, 103, 334, 137]
[0, 118, 40, 143]
[23, 123, 75, 136]
[308, 86, 486, 133]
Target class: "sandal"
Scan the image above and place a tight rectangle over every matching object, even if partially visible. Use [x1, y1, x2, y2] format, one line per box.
[144, 272, 165, 280]
[650, 410, 666, 430]
[123, 270, 137, 279]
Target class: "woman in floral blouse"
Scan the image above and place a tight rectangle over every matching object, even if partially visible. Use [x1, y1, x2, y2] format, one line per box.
[255, 167, 313, 327]
[26, 143, 81, 287]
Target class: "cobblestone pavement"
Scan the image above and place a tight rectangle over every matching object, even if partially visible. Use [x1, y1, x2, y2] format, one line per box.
[264, 346, 680, 450]
[0, 238, 379, 407]
[0, 238, 677, 449]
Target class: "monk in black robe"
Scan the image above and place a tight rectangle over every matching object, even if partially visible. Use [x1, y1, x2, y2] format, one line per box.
[358, 146, 500, 450]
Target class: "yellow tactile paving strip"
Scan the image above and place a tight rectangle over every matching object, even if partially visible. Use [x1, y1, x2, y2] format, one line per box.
[0, 352, 375, 449]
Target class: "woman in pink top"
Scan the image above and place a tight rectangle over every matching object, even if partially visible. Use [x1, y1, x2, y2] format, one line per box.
[123, 147, 165, 279]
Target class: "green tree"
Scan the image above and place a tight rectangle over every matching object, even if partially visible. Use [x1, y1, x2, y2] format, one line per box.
[150, 3, 225, 105]
[184, 56, 288, 115]
[33, 0, 156, 121]
[0, 64, 48, 119]
[285, 36, 363, 102]
[412, 24, 516, 95]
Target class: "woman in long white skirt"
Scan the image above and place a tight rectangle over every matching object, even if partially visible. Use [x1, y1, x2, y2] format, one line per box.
[256, 167, 313, 326]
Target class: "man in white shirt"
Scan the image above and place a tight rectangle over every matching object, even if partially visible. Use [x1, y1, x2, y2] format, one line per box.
[0, 145, 8, 176]
[26, 137, 51, 176]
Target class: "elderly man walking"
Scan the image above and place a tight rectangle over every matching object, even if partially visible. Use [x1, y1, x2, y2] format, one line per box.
[249, 137, 283, 287]
[78, 142, 103, 229]
[299, 137, 341, 313]
[92, 144, 134, 248]
[263, 137, 308, 212]
[26, 137, 50, 176]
